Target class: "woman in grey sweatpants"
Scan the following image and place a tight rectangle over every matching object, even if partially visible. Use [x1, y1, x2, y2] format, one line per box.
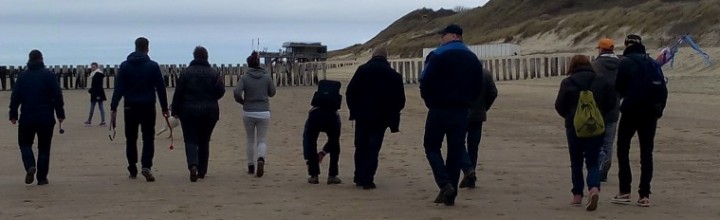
[234, 51, 276, 177]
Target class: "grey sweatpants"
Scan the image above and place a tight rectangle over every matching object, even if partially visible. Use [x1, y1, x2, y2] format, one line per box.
[243, 116, 269, 165]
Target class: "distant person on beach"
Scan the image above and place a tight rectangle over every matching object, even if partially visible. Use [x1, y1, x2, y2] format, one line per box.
[459, 67, 497, 189]
[303, 80, 343, 185]
[85, 62, 107, 126]
[171, 46, 225, 182]
[9, 50, 65, 185]
[110, 37, 169, 182]
[591, 38, 620, 182]
[612, 34, 668, 207]
[346, 46, 406, 189]
[234, 51, 276, 177]
[555, 55, 616, 211]
[419, 24, 483, 205]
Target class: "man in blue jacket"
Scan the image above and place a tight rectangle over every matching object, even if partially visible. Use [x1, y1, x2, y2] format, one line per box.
[420, 24, 483, 206]
[9, 50, 65, 185]
[110, 37, 169, 182]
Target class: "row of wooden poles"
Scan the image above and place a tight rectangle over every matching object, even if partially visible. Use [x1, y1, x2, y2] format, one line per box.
[0, 55, 591, 91]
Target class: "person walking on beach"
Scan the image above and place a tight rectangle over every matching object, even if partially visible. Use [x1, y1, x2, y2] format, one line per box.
[420, 24, 483, 205]
[85, 62, 107, 126]
[346, 47, 406, 189]
[303, 80, 343, 185]
[171, 46, 225, 182]
[591, 38, 621, 182]
[234, 51, 276, 177]
[555, 54, 616, 211]
[110, 37, 169, 182]
[612, 34, 668, 207]
[458, 67, 497, 189]
[9, 49, 65, 185]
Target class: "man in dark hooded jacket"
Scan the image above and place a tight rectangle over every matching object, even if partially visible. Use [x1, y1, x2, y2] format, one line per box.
[611, 34, 668, 207]
[110, 37, 169, 182]
[9, 50, 65, 185]
[591, 38, 621, 182]
[459, 67, 497, 189]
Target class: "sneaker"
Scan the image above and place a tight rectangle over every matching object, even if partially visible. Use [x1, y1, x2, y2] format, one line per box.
[189, 166, 198, 182]
[571, 195, 583, 206]
[308, 176, 319, 184]
[198, 171, 206, 179]
[84, 121, 91, 126]
[637, 197, 650, 207]
[459, 171, 477, 188]
[434, 183, 456, 204]
[611, 193, 631, 204]
[317, 151, 327, 163]
[37, 179, 49, 185]
[586, 189, 599, 211]
[248, 164, 255, 174]
[362, 182, 376, 190]
[141, 168, 155, 182]
[256, 158, 265, 177]
[128, 165, 138, 179]
[327, 176, 342, 185]
[99, 122, 107, 126]
[25, 167, 37, 184]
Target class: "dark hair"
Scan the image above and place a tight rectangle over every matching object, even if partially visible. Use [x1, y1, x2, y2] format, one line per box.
[247, 51, 260, 68]
[28, 49, 43, 62]
[135, 37, 149, 52]
[91, 62, 99, 67]
[567, 55, 591, 75]
[193, 46, 209, 60]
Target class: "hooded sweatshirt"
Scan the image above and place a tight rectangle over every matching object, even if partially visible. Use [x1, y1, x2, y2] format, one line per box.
[592, 52, 620, 122]
[110, 51, 168, 111]
[9, 61, 65, 124]
[234, 67, 276, 112]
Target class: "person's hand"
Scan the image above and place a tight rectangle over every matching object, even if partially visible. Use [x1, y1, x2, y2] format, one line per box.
[111, 111, 117, 127]
[58, 118, 64, 123]
[10, 119, 16, 125]
[162, 110, 170, 118]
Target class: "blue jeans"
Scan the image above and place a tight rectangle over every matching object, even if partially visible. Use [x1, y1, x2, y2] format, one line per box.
[566, 127, 603, 195]
[462, 121, 483, 172]
[424, 108, 470, 192]
[18, 123, 55, 181]
[599, 121, 618, 179]
[180, 115, 218, 174]
[87, 101, 105, 123]
[353, 119, 387, 185]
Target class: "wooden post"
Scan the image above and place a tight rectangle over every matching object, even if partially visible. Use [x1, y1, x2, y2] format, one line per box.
[322, 62, 327, 80]
[415, 60, 421, 83]
[494, 59, 501, 81]
[514, 59, 520, 80]
[522, 58, 528, 79]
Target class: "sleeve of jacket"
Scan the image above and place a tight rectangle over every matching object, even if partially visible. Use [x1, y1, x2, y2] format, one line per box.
[9, 75, 22, 120]
[233, 75, 245, 104]
[392, 71, 406, 113]
[214, 72, 226, 100]
[267, 75, 277, 98]
[555, 79, 570, 118]
[419, 52, 439, 101]
[604, 82, 617, 115]
[110, 65, 125, 111]
[49, 72, 65, 119]
[345, 66, 363, 120]
[484, 69, 498, 110]
[615, 59, 631, 98]
[170, 73, 184, 117]
[153, 64, 169, 112]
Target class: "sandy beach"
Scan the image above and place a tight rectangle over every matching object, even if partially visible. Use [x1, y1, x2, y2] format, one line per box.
[1, 63, 720, 220]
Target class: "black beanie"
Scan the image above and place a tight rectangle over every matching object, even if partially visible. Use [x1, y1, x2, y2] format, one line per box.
[247, 51, 260, 68]
[29, 49, 43, 62]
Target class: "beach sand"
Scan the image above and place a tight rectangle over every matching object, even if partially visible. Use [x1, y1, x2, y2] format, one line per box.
[1, 63, 719, 220]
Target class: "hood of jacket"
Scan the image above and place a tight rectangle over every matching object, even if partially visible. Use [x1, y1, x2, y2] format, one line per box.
[126, 51, 151, 64]
[246, 67, 267, 79]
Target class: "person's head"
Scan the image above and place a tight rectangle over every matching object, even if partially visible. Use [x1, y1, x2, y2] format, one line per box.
[247, 51, 260, 68]
[596, 38, 614, 54]
[438, 24, 463, 44]
[28, 49, 43, 63]
[91, 62, 99, 70]
[567, 55, 592, 75]
[135, 37, 150, 53]
[624, 34, 642, 47]
[193, 46, 209, 61]
[372, 46, 388, 58]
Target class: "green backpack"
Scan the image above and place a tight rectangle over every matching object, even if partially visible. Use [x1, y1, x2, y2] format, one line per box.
[572, 77, 605, 138]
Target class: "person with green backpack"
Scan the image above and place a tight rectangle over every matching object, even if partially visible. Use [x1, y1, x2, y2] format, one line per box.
[555, 55, 617, 211]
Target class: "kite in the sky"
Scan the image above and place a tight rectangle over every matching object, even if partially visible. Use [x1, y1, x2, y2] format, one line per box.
[656, 34, 712, 68]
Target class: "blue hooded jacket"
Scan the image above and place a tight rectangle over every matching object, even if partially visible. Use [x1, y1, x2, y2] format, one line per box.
[420, 40, 484, 109]
[110, 51, 168, 111]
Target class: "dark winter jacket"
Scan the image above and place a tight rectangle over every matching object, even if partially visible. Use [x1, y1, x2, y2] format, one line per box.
[171, 59, 226, 121]
[88, 70, 107, 102]
[420, 40, 483, 109]
[346, 56, 406, 131]
[555, 65, 617, 129]
[469, 68, 498, 123]
[9, 61, 65, 124]
[592, 52, 620, 122]
[616, 44, 667, 117]
[110, 51, 168, 111]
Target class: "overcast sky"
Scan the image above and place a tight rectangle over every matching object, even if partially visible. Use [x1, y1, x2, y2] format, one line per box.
[0, 0, 488, 66]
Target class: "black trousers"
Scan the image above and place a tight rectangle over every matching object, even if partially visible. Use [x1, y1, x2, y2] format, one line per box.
[180, 115, 218, 174]
[124, 105, 157, 169]
[303, 109, 341, 176]
[18, 123, 55, 181]
[616, 112, 658, 198]
[353, 119, 387, 185]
